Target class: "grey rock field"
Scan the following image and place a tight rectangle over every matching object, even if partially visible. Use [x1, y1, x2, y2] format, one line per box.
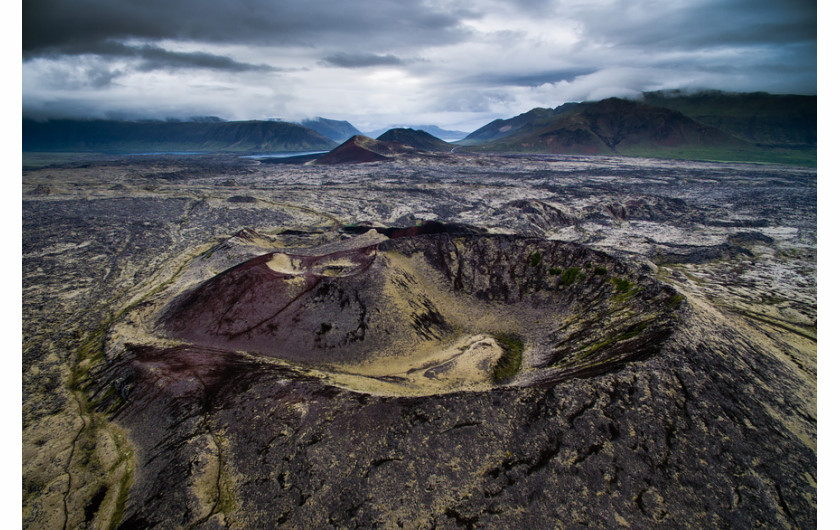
[22, 152, 816, 528]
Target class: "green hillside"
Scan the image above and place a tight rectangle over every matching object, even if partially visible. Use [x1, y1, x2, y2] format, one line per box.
[461, 92, 816, 166]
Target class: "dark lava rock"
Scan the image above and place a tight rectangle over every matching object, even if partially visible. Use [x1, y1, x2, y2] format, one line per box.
[226, 195, 258, 203]
[728, 231, 775, 246]
[341, 220, 487, 238]
[89, 230, 815, 529]
[505, 199, 576, 230]
[26, 184, 52, 196]
[654, 242, 753, 265]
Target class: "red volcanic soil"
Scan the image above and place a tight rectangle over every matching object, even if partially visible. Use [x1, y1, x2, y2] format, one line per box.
[154, 230, 682, 395]
[316, 142, 389, 164]
[160, 245, 380, 362]
[316, 136, 391, 164]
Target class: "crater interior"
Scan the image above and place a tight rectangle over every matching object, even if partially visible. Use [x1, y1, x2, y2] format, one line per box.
[111, 226, 682, 396]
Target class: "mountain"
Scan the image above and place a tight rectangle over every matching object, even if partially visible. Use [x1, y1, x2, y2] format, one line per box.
[458, 103, 581, 146]
[316, 131, 453, 165]
[640, 90, 816, 148]
[299, 117, 363, 143]
[376, 128, 452, 151]
[22, 119, 337, 153]
[461, 94, 816, 166]
[316, 135, 407, 164]
[365, 124, 469, 141]
[470, 98, 742, 154]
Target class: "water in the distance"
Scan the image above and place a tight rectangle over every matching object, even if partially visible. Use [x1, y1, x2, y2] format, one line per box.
[125, 151, 209, 156]
[241, 151, 329, 159]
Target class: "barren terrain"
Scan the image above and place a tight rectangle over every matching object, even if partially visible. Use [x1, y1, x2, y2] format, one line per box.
[23, 151, 816, 528]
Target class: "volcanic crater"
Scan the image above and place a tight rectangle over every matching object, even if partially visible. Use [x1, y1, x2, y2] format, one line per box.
[107, 224, 683, 397]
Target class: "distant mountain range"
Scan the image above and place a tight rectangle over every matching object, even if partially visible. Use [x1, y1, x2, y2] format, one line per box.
[22, 119, 337, 153]
[364, 124, 468, 141]
[458, 91, 816, 166]
[640, 90, 816, 148]
[298, 117, 362, 143]
[22, 91, 816, 166]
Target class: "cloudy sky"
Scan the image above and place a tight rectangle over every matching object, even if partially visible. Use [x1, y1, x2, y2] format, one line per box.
[22, 0, 816, 132]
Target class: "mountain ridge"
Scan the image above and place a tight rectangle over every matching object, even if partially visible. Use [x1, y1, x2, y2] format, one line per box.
[23, 118, 338, 153]
[459, 93, 816, 166]
[640, 90, 816, 147]
[22, 90, 817, 165]
[365, 124, 468, 141]
[376, 128, 452, 152]
[299, 117, 363, 143]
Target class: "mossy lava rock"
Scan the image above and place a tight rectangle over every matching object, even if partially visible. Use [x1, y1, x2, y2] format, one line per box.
[90, 227, 814, 529]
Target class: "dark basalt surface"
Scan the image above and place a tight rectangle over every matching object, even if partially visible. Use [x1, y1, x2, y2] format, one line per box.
[94, 311, 815, 529]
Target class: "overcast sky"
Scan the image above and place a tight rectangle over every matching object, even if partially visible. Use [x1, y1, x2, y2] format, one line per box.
[21, 0, 816, 132]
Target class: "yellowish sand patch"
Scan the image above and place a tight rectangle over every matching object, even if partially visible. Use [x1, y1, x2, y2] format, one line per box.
[265, 253, 303, 274]
[324, 333, 505, 396]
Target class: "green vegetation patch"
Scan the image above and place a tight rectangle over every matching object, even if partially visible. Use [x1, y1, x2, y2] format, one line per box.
[559, 267, 581, 286]
[611, 277, 633, 293]
[666, 293, 686, 309]
[610, 277, 642, 303]
[492, 333, 524, 383]
[580, 321, 650, 359]
[529, 251, 542, 267]
[108, 435, 135, 530]
[593, 266, 608, 276]
[216, 463, 239, 516]
[549, 266, 582, 285]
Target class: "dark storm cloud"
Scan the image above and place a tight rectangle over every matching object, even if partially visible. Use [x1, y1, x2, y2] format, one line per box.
[571, 0, 815, 51]
[22, 0, 472, 58]
[321, 53, 404, 68]
[130, 45, 274, 72]
[22, 0, 816, 127]
[466, 69, 597, 88]
[41, 41, 274, 73]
